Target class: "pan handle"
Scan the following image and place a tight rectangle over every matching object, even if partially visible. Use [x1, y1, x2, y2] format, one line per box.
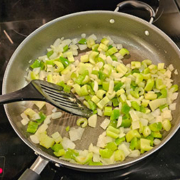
[114, 0, 156, 24]
[18, 156, 49, 180]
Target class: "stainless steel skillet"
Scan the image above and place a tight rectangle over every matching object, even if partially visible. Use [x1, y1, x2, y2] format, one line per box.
[2, 1, 180, 179]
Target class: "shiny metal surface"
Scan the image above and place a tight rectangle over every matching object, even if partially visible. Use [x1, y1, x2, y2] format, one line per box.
[2, 10, 180, 172]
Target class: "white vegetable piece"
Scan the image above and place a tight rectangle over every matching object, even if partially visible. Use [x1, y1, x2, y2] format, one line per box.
[30, 135, 40, 144]
[33, 101, 46, 110]
[51, 132, 62, 143]
[21, 119, 29, 126]
[100, 118, 110, 130]
[117, 116, 122, 128]
[88, 143, 100, 154]
[118, 143, 130, 157]
[128, 150, 140, 158]
[51, 112, 62, 119]
[69, 127, 85, 141]
[61, 137, 76, 150]
[88, 114, 97, 128]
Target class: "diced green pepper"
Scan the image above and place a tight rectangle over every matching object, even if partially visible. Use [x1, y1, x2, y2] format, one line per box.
[78, 38, 87, 44]
[114, 82, 124, 92]
[130, 137, 138, 150]
[47, 50, 54, 58]
[104, 106, 112, 116]
[36, 112, 46, 125]
[115, 136, 125, 145]
[64, 148, 79, 160]
[99, 148, 113, 158]
[149, 122, 162, 132]
[27, 121, 39, 133]
[59, 56, 70, 67]
[121, 103, 131, 114]
[131, 101, 140, 111]
[110, 109, 120, 120]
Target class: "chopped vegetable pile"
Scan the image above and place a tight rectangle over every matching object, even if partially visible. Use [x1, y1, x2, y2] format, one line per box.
[21, 34, 179, 166]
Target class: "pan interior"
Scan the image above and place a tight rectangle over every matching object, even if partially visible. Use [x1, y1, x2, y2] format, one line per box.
[3, 11, 180, 171]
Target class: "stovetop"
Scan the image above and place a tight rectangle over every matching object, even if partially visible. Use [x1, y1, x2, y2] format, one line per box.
[1, 0, 180, 179]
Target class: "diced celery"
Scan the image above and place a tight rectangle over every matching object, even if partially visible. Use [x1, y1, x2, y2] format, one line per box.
[27, 121, 39, 134]
[75, 153, 93, 164]
[92, 44, 99, 51]
[110, 109, 120, 120]
[47, 50, 54, 58]
[36, 112, 46, 125]
[78, 38, 87, 44]
[91, 95, 100, 104]
[116, 63, 128, 75]
[98, 43, 108, 52]
[158, 88, 167, 99]
[131, 61, 141, 69]
[66, 126, 70, 132]
[54, 149, 66, 157]
[144, 93, 157, 100]
[170, 84, 178, 92]
[97, 96, 110, 109]
[51, 143, 63, 152]
[39, 133, 55, 149]
[130, 91, 139, 98]
[64, 148, 79, 160]
[101, 38, 109, 45]
[149, 98, 167, 111]
[142, 59, 152, 65]
[63, 45, 69, 52]
[162, 119, 171, 131]
[87, 38, 95, 48]
[114, 149, 125, 161]
[106, 142, 118, 151]
[115, 136, 125, 145]
[76, 118, 88, 128]
[130, 137, 138, 150]
[99, 148, 113, 158]
[140, 138, 153, 151]
[121, 117, 131, 128]
[89, 161, 103, 166]
[151, 131, 162, 138]
[54, 61, 64, 72]
[96, 89, 106, 99]
[88, 51, 99, 64]
[102, 82, 109, 91]
[156, 78, 166, 90]
[106, 47, 118, 56]
[126, 130, 141, 142]
[149, 122, 162, 132]
[88, 100, 97, 111]
[131, 101, 140, 111]
[112, 98, 119, 107]
[80, 54, 89, 63]
[144, 79, 154, 91]
[121, 103, 131, 114]
[104, 107, 113, 116]
[114, 82, 124, 92]
[119, 48, 129, 56]
[143, 126, 151, 137]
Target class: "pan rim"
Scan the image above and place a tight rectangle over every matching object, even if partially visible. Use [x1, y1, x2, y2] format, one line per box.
[2, 10, 180, 171]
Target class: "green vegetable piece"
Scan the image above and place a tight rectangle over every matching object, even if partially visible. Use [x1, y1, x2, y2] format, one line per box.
[114, 82, 124, 92]
[144, 79, 154, 91]
[131, 101, 140, 111]
[76, 118, 88, 128]
[171, 84, 178, 92]
[143, 126, 151, 137]
[78, 38, 87, 44]
[99, 148, 114, 158]
[97, 96, 110, 109]
[92, 44, 99, 51]
[114, 149, 125, 161]
[98, 71, 107, 81]
[110, 109, 120, 120]
[119, 48, 129, 56]
[102, 82, 109, 91]
[104, 106, 113, 116]
[115, 136, 125, 145]
[126, 130, 141, 142]
[151, 131, 162, 138]
[51, 143, 63, 152]
[146, 135, 154, 146]
[112, 98, 119, 107]
[121, 117, 131, 128]
[39, 133, 55, 149]
[106, 47, 118, 56]
[145, 93, 157, 100]
[36, 112, 46, 125]
[27, 121, 39, 134]
[47, 50, 54, 58]
[140, 106, 146, 113]
[109, 119, 117, 128]
[130, 137, 138, 150]
[159, 104, 168, 111]
[149, 122, 162, 132]
[30, 59, 44, 70]
[64, 148, 79, 160]
[142, 59, 152, 66]
[66, 126, 70, 132]
[111, 55, 118, 61]
[156, 78, 166, 90]
[88, 100, 97, 111]
[131, 69, 140, 74]
[63, 85, 71, 93]
[106, 142, 118, 151]
[149, 98, 167, 111]
[101, 38, 109, 45]
[75, 153, 93, 165]
[54, 149, 65, 157]
[98, 43, 108, 52]
[63, 45, 69, 52]
[74, 75, 85, 85]
[106, 126, 119, 138]
[59, 56, 70, 68]
[158, 88, 167, 99]
[140, 138, 153, 151]
[89, 161, 103, 166]
[130, 90, 139, 98]
[162, 119, 171, 131]
[121, 103, 131, 114]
